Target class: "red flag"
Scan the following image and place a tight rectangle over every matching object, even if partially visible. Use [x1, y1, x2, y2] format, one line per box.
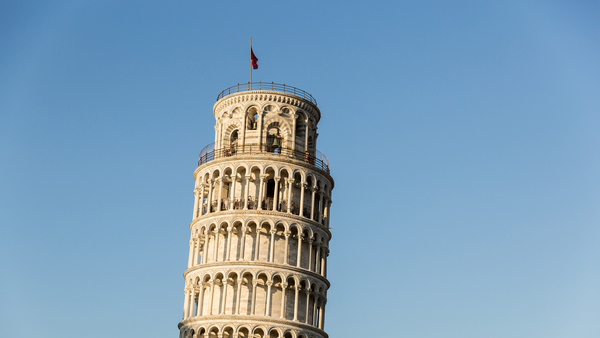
[251, 47, 258, 69]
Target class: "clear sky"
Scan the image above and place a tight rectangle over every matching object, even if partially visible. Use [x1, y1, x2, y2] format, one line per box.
[1, 1, 599, 337]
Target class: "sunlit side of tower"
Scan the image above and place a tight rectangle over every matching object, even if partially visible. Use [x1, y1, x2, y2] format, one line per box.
[178, 83, 334, 338]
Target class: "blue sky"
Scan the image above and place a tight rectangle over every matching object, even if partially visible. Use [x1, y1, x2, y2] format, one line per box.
[1, 1, 599, 337]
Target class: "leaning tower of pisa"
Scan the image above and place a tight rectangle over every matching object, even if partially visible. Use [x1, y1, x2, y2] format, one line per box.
[178, 83, 334, 338]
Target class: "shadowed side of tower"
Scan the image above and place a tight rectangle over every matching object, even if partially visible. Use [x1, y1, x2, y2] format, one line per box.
[178, 83, 334, 338]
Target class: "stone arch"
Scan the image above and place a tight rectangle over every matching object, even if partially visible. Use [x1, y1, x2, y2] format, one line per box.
[222, 326, 235, 338]
[245, 105, 260, 131]
[292, 168, 306, 183]
[252, 326, 268, 338]
[263, 115, 291, 137]
[196, 327, 207, 338]
[223, 271, 239, 315]
[243, 220, 258, 261]
[206, 325, 220, 338]
[254, 272, 270, 316]
[239, 271, 254, 315]
[277, 165, 294, 178]
[268, 327, 282, 338]
[256, 220, 272, 262]
[288, 224, 301, 267]
[223, 122, 241, 151]
[211, 168, 221, 180]
[229, 220, 244, 261]
[272, 222, 287, 265]
[237, 326, 251, 338]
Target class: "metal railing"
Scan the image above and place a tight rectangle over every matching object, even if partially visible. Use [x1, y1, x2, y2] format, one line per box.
[216, 82, 317, 106]
[198, 143, 329, 173]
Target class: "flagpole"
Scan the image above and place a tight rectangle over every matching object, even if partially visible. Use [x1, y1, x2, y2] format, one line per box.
[250, 37, 252, 88]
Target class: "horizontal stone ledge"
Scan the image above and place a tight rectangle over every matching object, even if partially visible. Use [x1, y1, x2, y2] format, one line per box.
[179, 315, 327, 338]
[184, 261, 330, 286]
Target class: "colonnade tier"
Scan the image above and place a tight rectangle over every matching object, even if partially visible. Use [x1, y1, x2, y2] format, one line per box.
[188, 214, 329, 276]
[181, 266, 327, 334]
[192, 158, 333, 227]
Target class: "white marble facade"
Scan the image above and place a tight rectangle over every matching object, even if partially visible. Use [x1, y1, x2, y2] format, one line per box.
[179, 87, 334, 338]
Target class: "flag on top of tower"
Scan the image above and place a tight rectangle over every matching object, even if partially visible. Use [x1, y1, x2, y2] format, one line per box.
[251, 47, 258, 69]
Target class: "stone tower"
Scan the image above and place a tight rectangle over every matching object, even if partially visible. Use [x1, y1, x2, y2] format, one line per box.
[178, 83, 334, 338]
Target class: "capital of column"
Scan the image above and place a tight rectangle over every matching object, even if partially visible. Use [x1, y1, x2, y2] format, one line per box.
[288, 178, 295, 184]
[252, 281, 259, 287]
[304, 288, 312, 295]
[259, 174, 268, 181]
[294, 285, 302, 291]
[281, 282, 288, 289]
[266, 281, 273, 287]
[284, 231, 291, 238]
[227, 226, 234, 233]
[244, 175, 252, 181]
[193, 188, 201, 195]
[274, 176, 281, 182]
[270, 229, 277, 235]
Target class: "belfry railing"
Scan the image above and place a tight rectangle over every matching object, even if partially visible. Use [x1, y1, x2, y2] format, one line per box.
[198, 143, 329, 173]
[216, 82, 317, 106]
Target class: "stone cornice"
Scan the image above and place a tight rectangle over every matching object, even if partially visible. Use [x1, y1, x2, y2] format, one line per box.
[178, 315, 328, 338]
[183, 261, 330, 288]
[189, 209, 332, 239]
[213, 90, 321, 123]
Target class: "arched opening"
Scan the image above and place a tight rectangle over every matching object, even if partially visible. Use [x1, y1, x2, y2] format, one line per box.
[284, 277, 296, 321]
[240, 273, 254, 315]
[208, 327, 219, 338]
[266, 179, 275, 198]
[247, 108, 258, 130]
[223, 327, 234, 338]
[296, 117, 305, 138]
[253, 328, 265, 338]
[238, 327, 250, 338]
[229, 129, 239, 155]
[267, 123, 282, 153]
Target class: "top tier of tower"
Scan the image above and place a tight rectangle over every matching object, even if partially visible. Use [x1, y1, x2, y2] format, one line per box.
[211, 82, 321, 157]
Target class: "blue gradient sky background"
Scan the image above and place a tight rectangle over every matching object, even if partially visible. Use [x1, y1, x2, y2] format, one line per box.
[1, 1, 599, 337]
